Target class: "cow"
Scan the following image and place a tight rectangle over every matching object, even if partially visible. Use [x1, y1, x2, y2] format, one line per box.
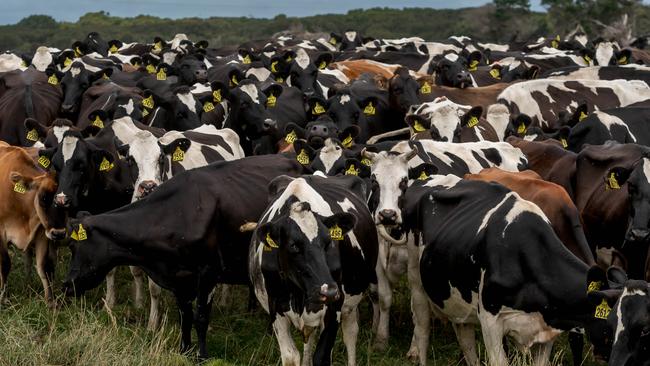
[62, 155, 304, 359]
[54, 61, 114, 116]
[250, 174, 378, 366]
[283, 48, 348, 98]
[140, 87, 203, 131]
[542, 64, 650, 86]
[0, 143, 65, 307]
[567, 107, 650, 151]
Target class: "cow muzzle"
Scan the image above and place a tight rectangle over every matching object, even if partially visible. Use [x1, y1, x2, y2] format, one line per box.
[195, 69, 208, 82]
[263, 119, 277, 131]
[54, 193, 70, 208]
[61, 104, 76, 113]
[626, 228, 650, 242]
[137, 180, 158, 198]
[47, 228, 67, 241]
[378, 209, 398, 225]
[319, 283, 340, 303]
[456, 72, 472, 88]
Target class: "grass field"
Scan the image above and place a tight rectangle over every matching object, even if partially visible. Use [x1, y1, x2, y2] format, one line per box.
[0, 246, 603, 366]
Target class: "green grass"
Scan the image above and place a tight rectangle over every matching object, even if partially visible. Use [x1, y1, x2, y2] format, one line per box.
[0, 247, 602, 365]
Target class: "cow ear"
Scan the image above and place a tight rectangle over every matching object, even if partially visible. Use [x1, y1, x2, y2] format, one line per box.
[91, 68, 112, 83]
[24, 118, 47, 138]
[263, 83, 283, 99]
[113, 137, 130, 159]
[329, 33, 342, 46]
[604, 166, 633, 189]
[160, 138, 191, 155]
[306, 96, 327, 117]
[409, 163, 438, 180]
[607, 266, 628, 287]
[556, 126, 571, 148]
[323, 212, 357, 238]
[87, 110, 108, 130]
[416, 76, 434, 94]
[9, 171, 33, 190]
[358, 96, 379, 116]
[526, 65, 540, 79]
[405, 115, 431, 134]
[343, 158, 370, 178]
[91, 149, 114, 172]
[210, 81, 229, 102]
[587, 265, 610, 293]
[227, 68, 246, 88]
[616, 49, 631, 65]
[194, 40, 209, 49]
[461, 106, 483, 127]
[283, 122, 306, 144]
[512, 114, 533, 135]
[338, 125, 360, 148]
[569, 103, 589, 127]
[256, 220, 282, 253]
[292, 140, 316, 166]
[314, 53, 333, 70]
[268, 175, 295, 197]
[466, 51, 482, 70]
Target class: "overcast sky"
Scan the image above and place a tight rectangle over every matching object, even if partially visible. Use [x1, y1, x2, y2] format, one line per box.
[2, 0, 554, 25]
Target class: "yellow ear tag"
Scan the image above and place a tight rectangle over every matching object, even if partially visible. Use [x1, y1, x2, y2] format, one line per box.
[329, 38, 337, 45]
[468, 60, 479, 72]
[606, 172, 620, 190]
[296, 149, 310, 165]
[312, 102, 325, 115]
[363, 102, 376, 116]
[47, 74, 58, 85]
[413, 120, 426, 132]
[276, 77, 284, 83]
[561, 138, 568, 148]
[203, 101, 215, 113]
[285, 55, 293, 62]
[242, 54, 251, 64]
[102, 73, 109, 80]
[618, 55, 628, 65]
[587, 281, 602, 293]
[142, 108, 150, 117]
[26, 129, 39, 142]
[489, 68, 501, 79]
[212, 89, 222, 103]
[91, 115, 104, 129]
[551, 35, 560, 49]
[264, 232, 279, 250]
[467, 116, 479, 128]
[345, 164, 359, 176]
[594, 299, 612, 320]
[38, 155, 51, 168]
[583, 55, 592, 63]
[64, 57, 72, 67]
[13, 181, 26, 194]
[74, 47, 82, 58]
[319, 60, 327, 70]
[329, 224, 344, 241]
[156, 68, 167, 81]
[579, 111, 588, 121]
[71, 224, 87, 241]
[420, 81, 431, 94]
[172, 146, 185, 162]
[517, 123, 527, 134]
[142, 95, 155, 109]
[21, 60, 28, 67]
[271, 60, 279, 73]
[230, 74, 239, 87]
[109, 44, 118, 53]
[132, 61, 140, 68]
[342, 134, 353, 148]
[361, 158, 372, 167]
[154, 41, 162, 51]
[146, 64, 156, 74]
[266, 94, 277, 108]
[284, 130, 297, 144]
[99, 157, 114, 172]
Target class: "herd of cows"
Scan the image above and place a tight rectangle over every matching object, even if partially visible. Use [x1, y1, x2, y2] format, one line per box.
[2, 29, 650, 365]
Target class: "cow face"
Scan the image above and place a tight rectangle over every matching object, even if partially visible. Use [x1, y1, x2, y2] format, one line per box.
[497, 59, 540, 82]
[330, 31, 364, 51]
[387, 67, 421, 113]
[406, 98, 476, 142]
[326, 92, 373, 135]
[221, 80, 281, 139]
[607, 158, 650, 243]
[432, 52, 477, 88]
[594, 41, 631, 66]
[257, 201, 355, 304]
[176, 55, 208, 85]
[143, 89, 202, 131]
[60, 62, 112, 114]
[10, 171, 66, 240]
[294, 138, 349, 175]
[84, 32, 109, 56]
[361, 148, 418, 226]
[286, 48, 332, 98]
[24, 118, 74, 148]
[605, 281, 650, 366]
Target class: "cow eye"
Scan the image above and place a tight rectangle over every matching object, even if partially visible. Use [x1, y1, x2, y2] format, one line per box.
[288, 241, 300, 253]
[399, 177, 408, 190]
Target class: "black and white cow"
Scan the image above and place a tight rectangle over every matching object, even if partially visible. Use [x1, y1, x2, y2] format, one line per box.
[542, 64, 650, 86]
[284, 48, 348, 99]
[567, 107, 650, 151]
[249, 174, 378, 366]
[62, 155, 305, 359]
[55, 61, 114, 116]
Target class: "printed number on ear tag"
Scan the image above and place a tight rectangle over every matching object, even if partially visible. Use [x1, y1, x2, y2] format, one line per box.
[203, 102, 215, 113]
[266, 94, 277, 108]
[47, 75, 58, 85]
[13, 182, 26, 194]
[330, 225, 344, 241]
[71, 224, 87, 241]
[99, 157, 114, 172]
[342, 134, 353, 148]
[594, 299, 611, 320]
[312, 102, 325, 115]
[264, 232, 278, 251]
[418, 171, 428, 180]
[361, 158, 372, 167]
[420, 81, 431, 94]
[560, 138, 568, 149]
[172, 146, 185, 162]
[345, 164, 359, 176]
[363, 102, 376, 116]
[587, 281, 602, 293]
[489, 69, 500, 79]
[91, 115, 104, 129]
[212, 89, 222, 103]
[296, 149, 310, 165]
[156, 69, 167, 81]
[26, 129, 39, 142]
[467, 116, 479, 128]
[284, 130, 297, 144]
[38, 155, 50, 168]
[142, 95, 155, 109]
[605, 172, 620, 190]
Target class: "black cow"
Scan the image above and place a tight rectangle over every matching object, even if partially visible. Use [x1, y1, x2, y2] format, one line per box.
[249, 174, 378, 366]
[568, 107, 650, 151]
[54, 62, 113, 116]
[62, 155, 304, 358]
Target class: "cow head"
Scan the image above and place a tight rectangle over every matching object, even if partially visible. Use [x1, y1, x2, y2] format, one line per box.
[594, 40, 632, 66]
[24, 118, 76, 148]
[406, 98, 481, 142]
[330, 31, 364, 51]
[176, 54, 208, 85]
[285, 116, 360, 150]
[286, 48, 333, 98]
[142, 88, 202, 131]
[324, 90, 374, 140]
[386, 67, 421, 113]
[257, 199, 355, 305]
[605, 157, 650, 243]
[494, 59, 540, 82]
[60, 62, 113, 114]
[83, 32, 109, 56]
[293, 138, 350, 175]
[431, 52, 478, 88]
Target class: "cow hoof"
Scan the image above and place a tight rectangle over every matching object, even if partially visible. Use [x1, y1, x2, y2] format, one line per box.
[406, 346, 419, 363]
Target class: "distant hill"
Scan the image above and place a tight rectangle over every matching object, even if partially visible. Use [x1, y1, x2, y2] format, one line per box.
[2, 5, 650, 53]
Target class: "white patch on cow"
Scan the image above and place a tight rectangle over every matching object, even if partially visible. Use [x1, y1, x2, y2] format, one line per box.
[111, 116, 143, 144]
[52, 126, 70, 143]
[61, 135, 78, 163]
[523, 134, 538, 141]
[507, 59, 522, 72]
[574, 34, 588, 47]
[246, 67, 271, 81]
[345, 31, 357, 42]
[123, 99, 135, 115]
[162, 51, 177, 65]
[444, 53, 459, 62]
[614, 287, 648, 344]
[592, 111, 638, 142]
[289, 202, 319, 242]
[503, 192, 550, 232]
[643, 158, 650, 185]
[127, 130, 163, 202]
[418, 42, 462, 56]
[31, 46, 53, 72]
[486, 104, 510, 141]
[176, 92, 197, 114]
[408, 98, 471, 142]
[368, 151, 412, 224]
[263, 51, 275, 58]
[190, 82, 211, 95]
[70, 66, 82, 77]
[264, 178, 334, 223]
[239, 83, 260, 104]
[339, 94, 351, 105]
[477, 193, 511, 234]
[545, 66, 601, 81]
[317, 139, 343, 174]
[294, 48, 311, 70]
[595, 42, 617, 66]
[0, 53, 24, 72]
[32, 141, 45, 148]
[170, 33, 188, 52]
[423, 174, 461, 188]
[449, 36, 471, 44]
[297, 40, 317, 50]
[477, 42, 510, 52]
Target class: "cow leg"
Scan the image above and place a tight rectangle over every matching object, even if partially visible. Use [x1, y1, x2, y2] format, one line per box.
[373, 239, 392, 351]
[312, 306, 340, 366]
[407, 234, 430, 365]
[567, 330, 584, 366]
[147, 278, 162, 331]
[22, 246, 33, 278]
[341, 294, 362, 366]
[34, 236, 55, 306]
[301, 326, 318, 366]
[194, 283, 215, 359]
[217, 284, 230, 307]
[272, 315, 300, 366]
[129, 266, 146, 309]
[477, 310, 507, 366]
[452, 323, 479, 366]
[0, 243, 10, 305]
[531, 340, 554, 366]
[176, 296, 194, 354]
[105, 268, 117, 308]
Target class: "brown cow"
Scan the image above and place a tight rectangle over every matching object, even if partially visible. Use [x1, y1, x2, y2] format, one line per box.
[329, 59, 402, 81]
[0, 142, 65, 306]
[465, 167, 594, 264]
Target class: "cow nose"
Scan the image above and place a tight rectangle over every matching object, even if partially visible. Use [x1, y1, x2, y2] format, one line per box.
[319, 283, 339, 303]
[310, 125, 328, 136]
[61, 104, 75, 113]
[48, 228, 67, 241]
[408, 104, 420, 114]
[303, 90, 315, 98]
[195, 69, 208, 81]
[627, 228, 650, 242]
[137, 181, 158, 197]
[263, 119, 277, 130]
[457, 71, 471, 80]
[378, 209, 398, 224]
[54, 193, 70, 208]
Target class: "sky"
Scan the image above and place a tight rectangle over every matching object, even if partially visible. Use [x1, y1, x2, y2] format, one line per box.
[1, 0, 551, 25]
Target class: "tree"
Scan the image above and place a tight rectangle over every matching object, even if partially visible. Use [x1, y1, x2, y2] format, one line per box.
[493, 0, 531, 11]
[542, 0, 641, 35]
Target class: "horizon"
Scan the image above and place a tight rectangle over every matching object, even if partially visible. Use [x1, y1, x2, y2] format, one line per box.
[2, 0, 550, 25]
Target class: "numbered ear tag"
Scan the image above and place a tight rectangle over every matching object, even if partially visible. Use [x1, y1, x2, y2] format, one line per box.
[91, 115, 104, 129]
[489, 68, 500, 79]
[467, 116, 479, 128]
[64, 57, 72, 67]
[342, 134, 353, 148]
[242, 55, 251, 64]
[418, 171, 428, 180]
[26, 129, 39, 142]
[230, 74, 239, 87]
[594, 299, 611, 319]
[345, 164, 359, 176]
[99, 157, 114, 171]
[142, 95, 155, 109]
[212, 89, 222, 103]
[618, 55, 628, 65]
[363, 102, 376, 116]
[13, 181, 26, 194]
[329, 38, 337, 45]
[605, 172, 620, 190]
[330, 225, 344, 241]
[468, 60, 479, 71]
[319, 60, 327, 70]
[266, 94, 277, 108]
[142, 108, 150, 117]
[583, 55, 592, 63]
[70, 224, 87, 241]
[579, 111, 588, 121]
[156, 68, 167, 81]
[312, 102, 325, 115]
[47, 74, 59, 85]
[413, 121, 426, 132]
[420, 81, 431, 94]
[561, 138, 568, 148]
[146, 64, 156, 74]
[361, 158, 372, 166]
[271, 61, 279, 73]
[276, 77, 284, 83]
[154, 41, 162, 51]
[264, 232, 279, 250]
[74, 47, 83, 58]
[296, 149, 310, 165]
[102, 73, 110, 80]
[172, 146, 185, 162]
[38, 155, 51, 168]
[551, 35, 560, 49]
[284, 130, 297, 144]
[109, 44, 119, 53]
[517, 123, 527, 134]
[587, 281, 602, 293]
[203, 101, 215, 113]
